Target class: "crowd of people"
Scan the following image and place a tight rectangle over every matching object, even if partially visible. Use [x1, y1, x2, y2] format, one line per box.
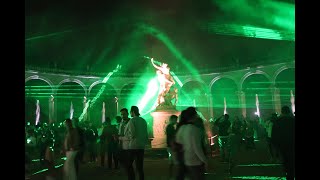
[25, 105, 295, 180]
[164, 105, 295, 180]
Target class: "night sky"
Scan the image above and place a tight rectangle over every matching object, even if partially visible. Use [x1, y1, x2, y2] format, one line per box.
[25, 0, 295, 74]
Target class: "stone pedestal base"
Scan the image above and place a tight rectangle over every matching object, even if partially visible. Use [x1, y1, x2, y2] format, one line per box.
[151, 110, 180, 149]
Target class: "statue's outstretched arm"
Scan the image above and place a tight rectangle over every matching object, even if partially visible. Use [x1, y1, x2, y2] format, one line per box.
[151, 58, 161, 71]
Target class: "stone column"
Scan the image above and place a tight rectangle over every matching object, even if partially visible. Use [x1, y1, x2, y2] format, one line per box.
[272, 87, 281, 114]
[151, 109, 180, 149]
[83, 96, 88, 122]
[237, 91, 246, 118]
[48, 95, 55, 124]
[207, 93, 214, 118]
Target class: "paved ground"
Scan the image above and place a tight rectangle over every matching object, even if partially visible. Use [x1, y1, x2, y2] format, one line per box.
[26, 139, 286, 180]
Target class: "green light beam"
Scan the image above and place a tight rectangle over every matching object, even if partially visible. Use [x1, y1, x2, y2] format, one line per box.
[230, 176, 285, 180]
[137, 78, 159, 111]
[237, 163, 282, 167]
[25, 29, 73, 41]
[90, 64, 121, 108]
[170, 71, 183, 87]
[138, 24, 201, 78]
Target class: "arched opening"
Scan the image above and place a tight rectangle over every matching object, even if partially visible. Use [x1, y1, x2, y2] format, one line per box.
[211, 78, 239, 118]
[56, 82, 86, 123]
[243, 74, 273, 119]
[275, 68, 295, 109]
[25, 79, 52, 125]
[179, 81, 209, 118]
[89, 83, 117, 126]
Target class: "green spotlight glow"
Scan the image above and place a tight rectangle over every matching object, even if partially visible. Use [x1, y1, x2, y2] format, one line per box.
[25, 29, 73, 41]
[140, 102, 157, 117]
[90, 65, 121, 107]
[170, 71, 183, 87]
[211, 0, 294, 39]
[243, 25, 283, 40]
[137, 78, 159, 111]
[237, 163, 282, 167]
[205, 23, 293, 41]
[124, 72, 159, 117]
[31, 168, 48, 175]
[79, 100, 90, 122]
[138, 24, 201, 78]
[231, 176, 285, 180]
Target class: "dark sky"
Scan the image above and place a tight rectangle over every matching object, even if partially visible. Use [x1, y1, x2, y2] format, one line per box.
[25, 0, 295, 74]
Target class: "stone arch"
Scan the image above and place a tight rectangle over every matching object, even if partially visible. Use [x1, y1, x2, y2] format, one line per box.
[182, 78, 210, 94]
[25, 78, 53, 125]
[55, 80, 88, 123]
[25, 75, 54, 93]
[242, 73, 273, 118]
[274, 68, 295, 108]
[272, 65, 295, 85]
[179, 80, 210, 117]
[88, 80, 117, 97]
[210, 77, 240, 116]
[88, 82, 118, 125]
[57, 78, 87, 96]
[209, 75, 239, 91]
[240, 70, 271, 90]
[88, 80, 103, 95]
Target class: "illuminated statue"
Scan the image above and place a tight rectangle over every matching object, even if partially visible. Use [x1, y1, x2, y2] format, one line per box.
[151, 58, 176, 107]
[167, 87, 178, 106]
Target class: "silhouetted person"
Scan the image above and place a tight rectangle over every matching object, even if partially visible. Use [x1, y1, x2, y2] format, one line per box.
[120, 106, 148, 180]
[175, 107, 208, 180]
[62, 118, 80, 180]
[271, 106, 295, 180]
[73, 117, 85, 175]
[117, 108, 131, 168]
[214, 114, 231, 162]
[165, 115, 178, 178]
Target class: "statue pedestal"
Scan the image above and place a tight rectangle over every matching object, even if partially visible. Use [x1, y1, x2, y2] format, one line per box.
[151, 109, 180, 149]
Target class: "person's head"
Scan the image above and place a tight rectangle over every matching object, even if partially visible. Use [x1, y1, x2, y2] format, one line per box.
[161, 63, 170, 74]
[194, 116, 205, 129]
[180, 107, 199, 123]
[281, 105, 291, 115]
[104, 117, 111, 125]
[115, 116, 122, 124]
[120, 108, 129, 120]
[64, 118, 73, 130]
[224, 114, 230, 120]
[169, 115, 178, 125]
[162, 63, 168, 68]
[130, 106, 140, 117]
[270, 113, 278, 123]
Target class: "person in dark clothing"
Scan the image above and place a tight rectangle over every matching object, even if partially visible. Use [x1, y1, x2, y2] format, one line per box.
[271, 105, 295, 180]
[86, 125, 98, 163]
[214, 114, 231, 162]
[73, 117, 86, 175]
[165, 115, 178, 178]
[101, 117, 119, 169]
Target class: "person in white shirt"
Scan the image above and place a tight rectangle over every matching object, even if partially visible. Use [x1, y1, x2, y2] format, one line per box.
[119, 106, 148, 180]
[175, 107, 208, 180]
[117, 108, 131, 168]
